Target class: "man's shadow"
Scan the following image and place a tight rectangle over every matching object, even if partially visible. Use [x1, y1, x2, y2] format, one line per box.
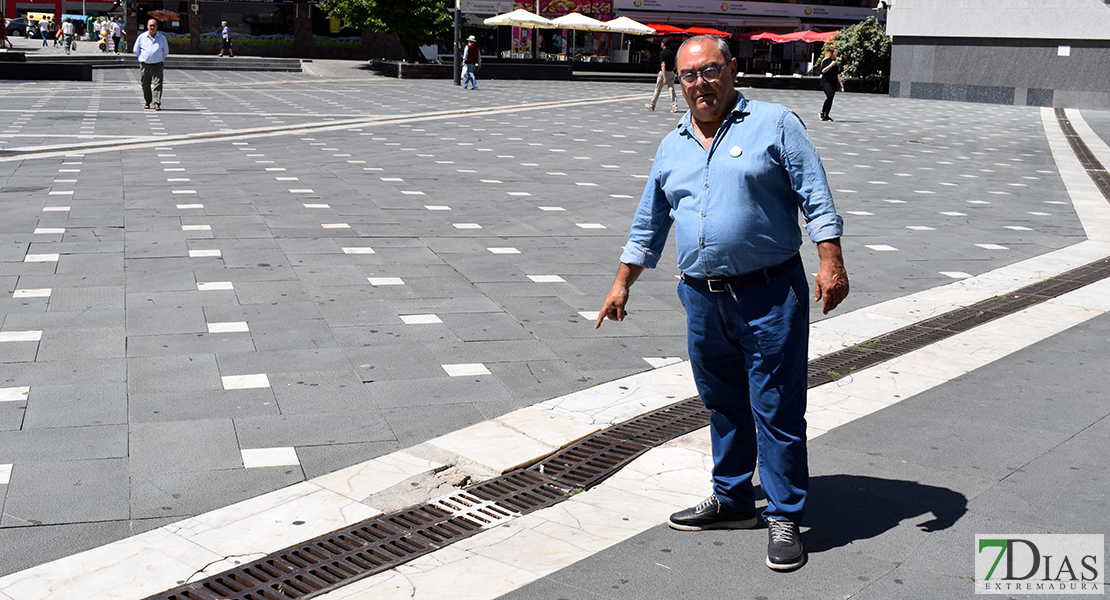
[794, 474, 967, 553]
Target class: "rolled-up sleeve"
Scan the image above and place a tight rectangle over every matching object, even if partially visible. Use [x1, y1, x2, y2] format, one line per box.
[619, 145, 674, 268]
[779, 111, 844, 243]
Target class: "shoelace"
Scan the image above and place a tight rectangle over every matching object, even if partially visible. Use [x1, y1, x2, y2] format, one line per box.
[696, 495, 720, 513]
[768, 520, 796, 545]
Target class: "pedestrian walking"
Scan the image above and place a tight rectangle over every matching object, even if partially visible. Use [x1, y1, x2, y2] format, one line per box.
[595, 35, 849, 572]
[645, 39, 678, 113]
[62, 17, 75, 54]
[48, 18, 59, 47]
[462, 35, 480, 90]
[0, 10, 10, 50]
[39, 18, 49, 47]
[217, 21, 233, 57]
[112, 18, 122, 54]
[133, 19, 169, 111]
[819, 46, 843, 121]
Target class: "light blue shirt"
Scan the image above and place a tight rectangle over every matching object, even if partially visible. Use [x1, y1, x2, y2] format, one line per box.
[222, 26, 230, 40]
[133, 30, 169, 64]
[620, 93, 843, 279]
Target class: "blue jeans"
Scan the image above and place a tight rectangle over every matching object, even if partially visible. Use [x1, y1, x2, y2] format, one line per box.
[677, 263, 810, 523]
[41, 29, 48, 46]
[462, 64, 478, 89]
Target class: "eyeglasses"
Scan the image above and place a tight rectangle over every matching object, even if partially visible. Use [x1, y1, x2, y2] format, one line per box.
[679, 65, 723, 87]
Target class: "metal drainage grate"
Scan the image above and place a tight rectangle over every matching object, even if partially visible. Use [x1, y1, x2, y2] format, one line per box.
[145, 401, 708, 600]
[1056, 108, 1110, 200]
[807, 258, 1110, 387]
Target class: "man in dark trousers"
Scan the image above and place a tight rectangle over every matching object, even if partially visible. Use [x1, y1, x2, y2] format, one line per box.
[646, 39, 678, 112]
[133, 19, 169, 110]
[462, 35, 481, 90]
[597, 35, 849, 571]
[819, 46, 843, 121]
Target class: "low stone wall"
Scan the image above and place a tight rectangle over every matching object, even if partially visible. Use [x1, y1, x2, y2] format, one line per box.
[1, 62, 92, 81]
[369, 60, 574, 81]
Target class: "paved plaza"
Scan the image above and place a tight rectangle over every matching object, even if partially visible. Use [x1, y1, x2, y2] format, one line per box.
[0, 64, 1108, 598]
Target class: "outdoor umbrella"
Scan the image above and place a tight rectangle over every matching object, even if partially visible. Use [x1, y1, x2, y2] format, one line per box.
[483, 8, 555, 28]
[603, 16, 655, 35]
[550, 12, 608, 59]
[737, 30, 786, 42]
[484, 9, 555, 59]
[645, 23, 686, 35]
[549, 12, 608, 31]
[603, 16, 655, 63]
[775, 29, 839, 44]
[684, 26, 730, 37]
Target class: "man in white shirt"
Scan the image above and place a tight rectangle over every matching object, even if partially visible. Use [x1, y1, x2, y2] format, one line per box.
[61, 17, 74, 54]
[111, 18, 122, 54]
[133, 19, 169, 110]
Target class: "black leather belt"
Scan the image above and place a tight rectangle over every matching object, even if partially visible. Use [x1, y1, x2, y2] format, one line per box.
[682, 254, 802, 293]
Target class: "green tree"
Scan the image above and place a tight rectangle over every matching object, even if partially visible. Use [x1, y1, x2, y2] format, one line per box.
[824, 16, 891, 79]
[318, 0, 453, 62]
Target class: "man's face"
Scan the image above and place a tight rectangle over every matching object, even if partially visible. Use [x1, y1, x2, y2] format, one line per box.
[676, 40, 737, 125]
[146, 19, 157, 33]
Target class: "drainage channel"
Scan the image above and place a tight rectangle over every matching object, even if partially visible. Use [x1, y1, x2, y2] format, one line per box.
[143, 109, 1110, 600]
[1056, 108, 1110, 199]
[144, 259, 1110, 600]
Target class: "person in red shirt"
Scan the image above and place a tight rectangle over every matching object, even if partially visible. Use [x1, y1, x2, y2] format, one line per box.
[462, 35, 481, 90]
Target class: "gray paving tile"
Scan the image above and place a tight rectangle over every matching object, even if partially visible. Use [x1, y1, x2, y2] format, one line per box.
[129, 419, 243, 475]
[0, 459, 129, 527]
[126, 353, 221, 394]
[233, 410, 395, 448]
[0, 518, 163, 578]
[35, 328, 126, 361]
[128, 389, 280, 423]
[125, 306, 208, 336]
[0, 425, 125, 464]
[381, 402, 487, 447]
[22, 382, 128, 429]
[294, 440, 402, 480]
[268, 370, 375, 414]
[130, 467, 305, 520]
[0, 403, 26, 431]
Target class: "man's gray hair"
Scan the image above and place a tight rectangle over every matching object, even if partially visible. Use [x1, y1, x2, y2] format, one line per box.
[678, 35, 733, 65]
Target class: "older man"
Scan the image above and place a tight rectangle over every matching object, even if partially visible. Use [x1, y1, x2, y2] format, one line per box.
[133, 19, 169, 110]
[595, 35, 849, 571]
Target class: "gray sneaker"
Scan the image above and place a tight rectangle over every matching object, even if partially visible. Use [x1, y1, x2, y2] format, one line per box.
[766, 519, 806, 570]
[668, 494, 758, 531]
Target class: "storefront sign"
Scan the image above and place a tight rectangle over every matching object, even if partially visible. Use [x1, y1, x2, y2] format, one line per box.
[613, 0, 876, 20]
[463, 1, 515, 13]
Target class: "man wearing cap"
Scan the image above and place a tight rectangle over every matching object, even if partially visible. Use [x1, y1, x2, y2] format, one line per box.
[462, 35, 481, 90]
[595, 35, 849, 571]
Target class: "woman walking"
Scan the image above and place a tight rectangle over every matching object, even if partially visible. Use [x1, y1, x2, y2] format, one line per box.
[819, 47, 843, 122]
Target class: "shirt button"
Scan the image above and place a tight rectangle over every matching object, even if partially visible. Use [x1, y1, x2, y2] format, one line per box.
[704, 184, 709, 189]
[700, 242, 705, 248]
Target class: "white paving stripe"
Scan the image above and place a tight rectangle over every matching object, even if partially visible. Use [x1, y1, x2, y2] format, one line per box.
[4, 100, 1110, 600]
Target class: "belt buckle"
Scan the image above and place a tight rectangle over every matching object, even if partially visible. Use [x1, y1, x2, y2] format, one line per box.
[706, 278, 728, 293]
